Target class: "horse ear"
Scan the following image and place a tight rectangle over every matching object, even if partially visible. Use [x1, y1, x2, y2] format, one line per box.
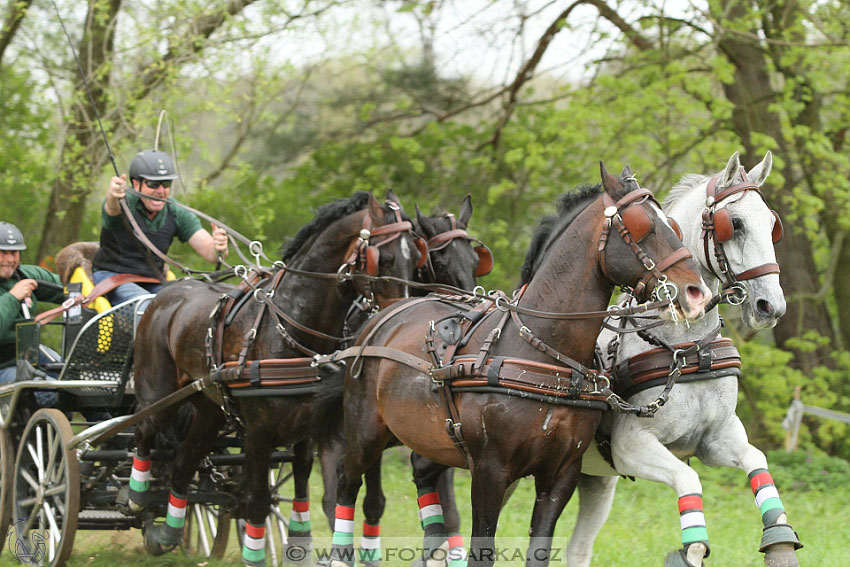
[747, 150, 773, 187]
[458, 193, 473, 228]
[368, 193, 385, 224]
[620, 165, 633, 179]
[385, 189, 403, 209]
[721, 152, 741, 187]
[600, 161, 622, 196]
[415, 203, 427, 231]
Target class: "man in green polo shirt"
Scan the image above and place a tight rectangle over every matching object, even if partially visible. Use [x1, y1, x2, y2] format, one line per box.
[0, 222, 65, 405]
[92, 149, 228, 304]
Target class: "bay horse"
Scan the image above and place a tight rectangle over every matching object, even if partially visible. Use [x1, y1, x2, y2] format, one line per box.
[318, 193, 491, 561]
[127, 191, 424, 567]
[568, 152, 802, 567]
[328, 164, 712, 567]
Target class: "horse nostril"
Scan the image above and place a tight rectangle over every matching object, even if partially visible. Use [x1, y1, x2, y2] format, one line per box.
[757, 299, 772, 315]
[686, 285, 705, 306]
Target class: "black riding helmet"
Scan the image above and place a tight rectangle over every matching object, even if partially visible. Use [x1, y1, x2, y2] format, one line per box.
[128, 149, 178, 182]
[0, 222, 26, 250]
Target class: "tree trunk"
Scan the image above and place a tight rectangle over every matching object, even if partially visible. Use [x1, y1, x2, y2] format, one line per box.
[716, 0, 837, 372]
[36, 0, 121, 262]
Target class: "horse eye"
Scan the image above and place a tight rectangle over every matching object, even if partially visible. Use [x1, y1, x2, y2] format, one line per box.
[731, 217, 744, 232]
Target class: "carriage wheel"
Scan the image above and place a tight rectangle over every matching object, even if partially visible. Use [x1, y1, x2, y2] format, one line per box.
[11, 409, 80, 567]
[237, 464, 293, 567]
[180, 503, 231, 559]
[0, 427, 14, 555]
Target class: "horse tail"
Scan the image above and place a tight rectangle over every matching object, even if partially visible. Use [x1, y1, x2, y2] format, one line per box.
[310, 361, 346, 447]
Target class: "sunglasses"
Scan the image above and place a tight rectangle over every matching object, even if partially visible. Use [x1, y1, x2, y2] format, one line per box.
[142, 179, 172, 190]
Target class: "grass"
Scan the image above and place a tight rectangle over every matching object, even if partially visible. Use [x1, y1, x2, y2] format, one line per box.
[51, 446, 845, 566]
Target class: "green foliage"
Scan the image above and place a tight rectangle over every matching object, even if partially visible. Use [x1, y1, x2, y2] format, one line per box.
[0, 68, 54, 262]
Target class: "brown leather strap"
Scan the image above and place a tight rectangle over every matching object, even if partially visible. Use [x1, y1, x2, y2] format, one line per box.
[34, 273, 162, 324]
[735, 262, 780, 281]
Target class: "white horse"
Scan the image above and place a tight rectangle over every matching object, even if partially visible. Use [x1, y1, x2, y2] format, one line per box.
[568, 151, 802, 567]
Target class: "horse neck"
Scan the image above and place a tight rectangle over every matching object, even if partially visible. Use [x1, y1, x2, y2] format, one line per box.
[273, 211, 364, 347]
[511, 198, 612, 365]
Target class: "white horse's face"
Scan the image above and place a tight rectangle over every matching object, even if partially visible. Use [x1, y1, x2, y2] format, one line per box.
[715, 189, 786, 329]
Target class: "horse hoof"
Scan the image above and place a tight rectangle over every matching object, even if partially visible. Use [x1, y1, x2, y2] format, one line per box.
[760, 524, 803, 553]
[763, 543, 800, 567]
[143, 524, 176, 556]
[664, 549, 702, 567]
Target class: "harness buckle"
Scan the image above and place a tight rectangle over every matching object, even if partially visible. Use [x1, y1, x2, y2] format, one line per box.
[642, 257, 656, 271]
[727, 284, 747, 306]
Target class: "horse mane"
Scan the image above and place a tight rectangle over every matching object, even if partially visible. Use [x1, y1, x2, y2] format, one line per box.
[280, 191, 374, 261]
[662, 173, 707, 211]
[519, 184, 602, 285]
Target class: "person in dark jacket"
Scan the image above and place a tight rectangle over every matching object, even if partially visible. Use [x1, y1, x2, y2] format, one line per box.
[92, 149, 228, 304]
[0, 222, 65, 404]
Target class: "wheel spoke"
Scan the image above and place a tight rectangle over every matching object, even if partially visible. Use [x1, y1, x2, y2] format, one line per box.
[194, 505, 211, 555]
[205, 507, 218, 539]
[20, 466, 40, 492]
[44, 484, 67, 498]
[44, 430, 62, 484]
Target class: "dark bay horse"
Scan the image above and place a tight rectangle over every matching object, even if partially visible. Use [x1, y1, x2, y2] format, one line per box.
[319, 193, 492, 561]
[329, 165, 712, 567]
[128, 192, 423, 566]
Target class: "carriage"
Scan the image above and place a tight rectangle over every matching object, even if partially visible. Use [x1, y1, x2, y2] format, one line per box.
[0, 282, 296, 567]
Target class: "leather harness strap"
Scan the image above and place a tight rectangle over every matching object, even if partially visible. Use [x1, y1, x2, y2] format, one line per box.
[34, 272, 163, 324]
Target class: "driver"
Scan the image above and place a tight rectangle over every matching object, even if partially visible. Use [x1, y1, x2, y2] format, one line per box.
[0, 222, 65, 405]
[92, 149, 228, 304]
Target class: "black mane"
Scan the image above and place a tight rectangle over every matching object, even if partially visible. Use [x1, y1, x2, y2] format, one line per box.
[280, 191, 374, 261]
[519, 184, 602, 285]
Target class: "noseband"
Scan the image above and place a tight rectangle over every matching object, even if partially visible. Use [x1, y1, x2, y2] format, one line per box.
[597, 186, 693, 303]
[700, 170, 782, 303]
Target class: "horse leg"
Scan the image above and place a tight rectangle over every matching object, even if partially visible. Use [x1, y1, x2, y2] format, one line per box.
[145, 398, 225, 553]
[331, 430, 388, 567]
[611, 432, 708, 567]
[240, 426, 276, 567]
[286, 439, 315, 567]
[468, 463, 511, 567]
[358, 454, 386, 567]
[525, 463, 583, 567]
[320, 438, 345, 530]
[565, 473, 619, 567]
[437, 466, 466, 567]
[697, 416, 802, 567]
[410, 453, 452, 567]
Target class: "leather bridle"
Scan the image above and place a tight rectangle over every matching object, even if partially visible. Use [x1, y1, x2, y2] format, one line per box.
[700, 170, 782, 304]
[597, 186, 694, 303]
[418, 213, 494, 282]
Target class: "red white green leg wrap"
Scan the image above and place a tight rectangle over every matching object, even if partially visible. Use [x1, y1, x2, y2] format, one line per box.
[128, 455, 150, 508]
[289, 497, 312, 536]
[156, 491, 187, 545]
[242, 521, 267, 567]
[448, 532, 468, 567]
[359, 522, 381, 567]
[749, 468, 802, 552]
[418, 488, 447, 560]
[678, 494, 709, 553]
[749, 468, 786, 527]
[331, 505, 356, 566]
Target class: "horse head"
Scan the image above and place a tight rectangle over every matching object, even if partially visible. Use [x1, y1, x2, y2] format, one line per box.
[666, 151, 786, 330]
[598, 162, 710, 321]
[414, 194, 492, 290]
[348, 191, 423, 306]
